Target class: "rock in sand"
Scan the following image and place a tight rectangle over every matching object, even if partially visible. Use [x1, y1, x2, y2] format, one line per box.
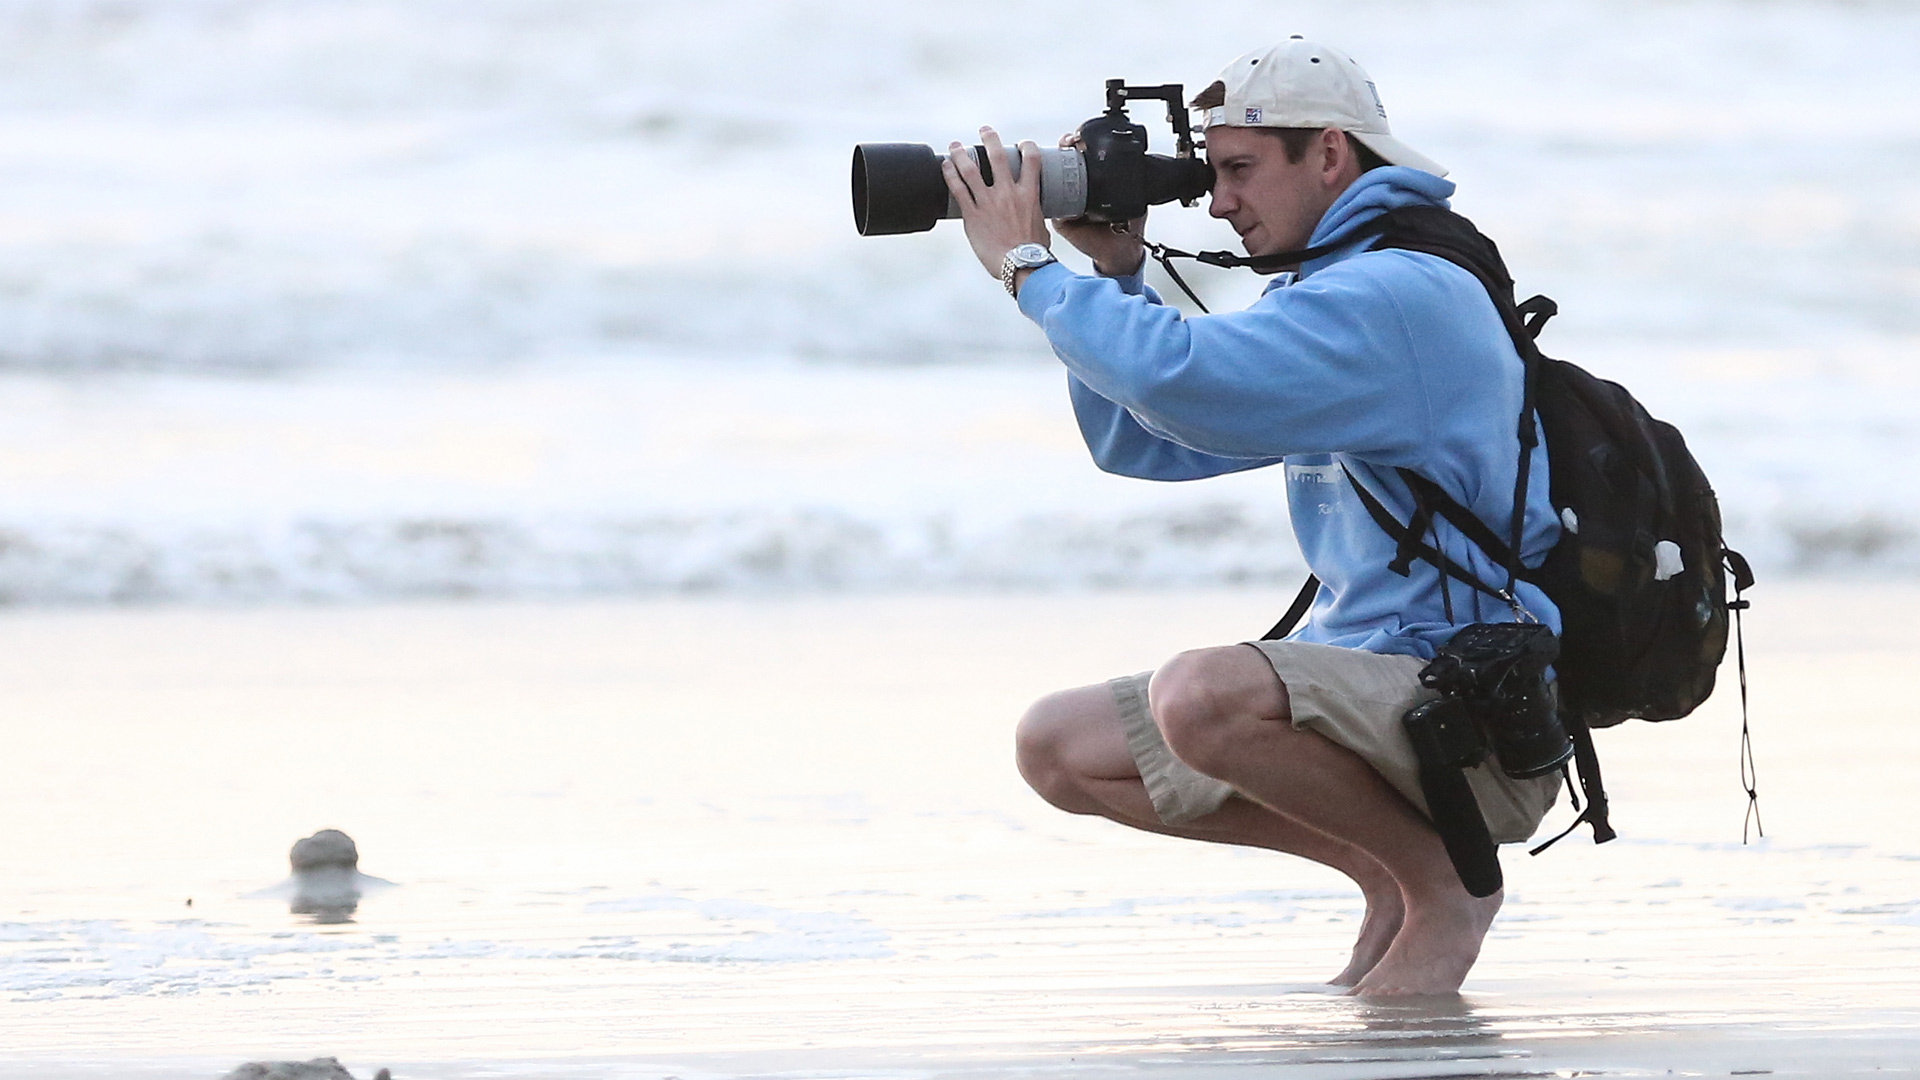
[220, 1057, 390, 1080]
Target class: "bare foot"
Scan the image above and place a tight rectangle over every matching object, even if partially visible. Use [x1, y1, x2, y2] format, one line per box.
[1329, 891, 1404, 987]
[1348, 888, 1502, 997]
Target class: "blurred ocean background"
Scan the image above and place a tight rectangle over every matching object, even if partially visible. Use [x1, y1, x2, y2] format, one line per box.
[5, 7, 1920, 1072]
[2, 0, 1917, 603]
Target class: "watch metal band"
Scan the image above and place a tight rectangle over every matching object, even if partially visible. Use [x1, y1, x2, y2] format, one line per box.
[1001, 249, 1054, 298]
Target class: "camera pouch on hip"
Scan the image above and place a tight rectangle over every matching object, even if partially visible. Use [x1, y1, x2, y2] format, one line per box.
[1405, 622, 1571, 898]
[1403, 696, 1503, 897]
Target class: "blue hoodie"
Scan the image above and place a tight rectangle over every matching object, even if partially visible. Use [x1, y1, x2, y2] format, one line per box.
[1014, 166, 1560, 659]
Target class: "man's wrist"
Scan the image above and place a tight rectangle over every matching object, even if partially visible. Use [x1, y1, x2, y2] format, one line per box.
[1001, 243, 1056, 297]
[1092, 249, 1146, 278]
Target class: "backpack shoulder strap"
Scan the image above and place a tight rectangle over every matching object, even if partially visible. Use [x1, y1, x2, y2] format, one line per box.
[1363, 206, 1556, 592]
[1340, 464, 1512, 605]
[1398, 469, 1518, 573]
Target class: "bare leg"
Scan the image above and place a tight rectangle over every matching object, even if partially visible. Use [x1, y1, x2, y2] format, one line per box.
[1017, 684, 1403, 986]
[1158, 798, 1404, 987]
[1150, 645, 1501, 996]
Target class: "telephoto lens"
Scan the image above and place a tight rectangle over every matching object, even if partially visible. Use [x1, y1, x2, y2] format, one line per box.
[851, 143, 1089, 236]
[852, 80, 1214, 237]
[1486, 677, 1574, 779]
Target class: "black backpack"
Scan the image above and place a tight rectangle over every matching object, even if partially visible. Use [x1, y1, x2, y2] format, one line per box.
[1150, 205, 1757, 847]
[1349, 206, 1753, 725]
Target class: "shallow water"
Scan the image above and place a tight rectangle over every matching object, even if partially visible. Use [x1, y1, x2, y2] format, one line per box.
[0, 584, 1914, 1076]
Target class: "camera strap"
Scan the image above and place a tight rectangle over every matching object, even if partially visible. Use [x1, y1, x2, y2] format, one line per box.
[1141, 225, 1389, 314]
[1141, 244, 1215, 313]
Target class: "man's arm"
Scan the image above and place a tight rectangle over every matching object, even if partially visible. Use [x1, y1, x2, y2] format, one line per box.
[1017, 255, 1436, 464]
[1068, 373, 1281, 480]
[1056, 242, 1283, 480]
[940, 125, 1429, 468]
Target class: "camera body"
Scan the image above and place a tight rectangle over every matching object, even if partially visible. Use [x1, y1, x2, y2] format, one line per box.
[1418, 621, 1571, 780]
[1403, 621, 1574, 898]
[851, 80, 1214, 236]
[1073, 81, 1213, 224]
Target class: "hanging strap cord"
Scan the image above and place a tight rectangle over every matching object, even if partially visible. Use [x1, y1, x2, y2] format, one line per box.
[1398, 470, 1519, 573]
[1725, 547, 1762, 842]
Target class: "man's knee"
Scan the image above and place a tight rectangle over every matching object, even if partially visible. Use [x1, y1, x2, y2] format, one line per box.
[1014, 689, 1095, 810]
[1151, 646, 1289, 775]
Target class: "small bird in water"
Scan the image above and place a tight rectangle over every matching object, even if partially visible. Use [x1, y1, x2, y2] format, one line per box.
[275, 829, 394, 924]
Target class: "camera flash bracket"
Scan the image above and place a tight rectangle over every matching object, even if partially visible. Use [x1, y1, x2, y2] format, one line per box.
[1103, 80, 1202, 205]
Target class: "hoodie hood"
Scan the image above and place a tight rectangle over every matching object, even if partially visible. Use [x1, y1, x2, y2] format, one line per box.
[1299, 166, 1456, 276]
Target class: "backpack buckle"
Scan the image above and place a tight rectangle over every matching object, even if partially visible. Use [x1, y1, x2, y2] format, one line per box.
[1517, 294, 1558, 339]
[1498, 587, 1541, 625]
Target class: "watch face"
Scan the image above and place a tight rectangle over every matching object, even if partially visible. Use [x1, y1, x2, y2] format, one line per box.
[1012, 243, 1051, 266]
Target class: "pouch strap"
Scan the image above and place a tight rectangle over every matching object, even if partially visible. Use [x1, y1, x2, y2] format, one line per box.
[1260, 574, 1321, 641]
[1529, 718, 1617, 855]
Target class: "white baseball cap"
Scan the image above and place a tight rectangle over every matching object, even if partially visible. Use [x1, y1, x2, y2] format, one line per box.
[1201, 37, 1447, 178]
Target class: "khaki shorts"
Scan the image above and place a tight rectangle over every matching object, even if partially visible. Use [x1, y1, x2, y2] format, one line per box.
[1111, 639, 1560, 845]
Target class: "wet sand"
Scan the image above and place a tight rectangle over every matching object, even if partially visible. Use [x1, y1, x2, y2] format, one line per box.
[0, 582, 1914, 1077]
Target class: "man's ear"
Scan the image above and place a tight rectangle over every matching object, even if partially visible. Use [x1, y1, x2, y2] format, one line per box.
[1319, 127, 1348, 181]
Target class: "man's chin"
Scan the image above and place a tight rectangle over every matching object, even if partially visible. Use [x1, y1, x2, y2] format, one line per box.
[1241, 233, 1288, 258]
[1243, 232, 1311, 261]
[1239, 235, 1311, 274]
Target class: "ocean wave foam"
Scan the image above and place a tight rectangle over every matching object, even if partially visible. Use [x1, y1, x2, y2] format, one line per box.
[0, 505, 1312, 605]
[0, 503, 1912, 607]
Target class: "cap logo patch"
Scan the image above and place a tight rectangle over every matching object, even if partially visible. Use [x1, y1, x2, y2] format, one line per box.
[1365, 81, 1387, 119]
[1244, 106, 1262, 124]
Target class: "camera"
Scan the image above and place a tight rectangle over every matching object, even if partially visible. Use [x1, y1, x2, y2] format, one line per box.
[1403, 621, 1574, 898]
[1419, 621, 1572, 781]
[851, 80, 1216, 236]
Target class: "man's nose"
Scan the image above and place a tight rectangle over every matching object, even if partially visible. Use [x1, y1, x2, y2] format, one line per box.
[1207, 191, 1232, 218]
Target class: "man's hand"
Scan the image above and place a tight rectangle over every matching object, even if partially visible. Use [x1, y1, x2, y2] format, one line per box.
[942, 126, 1049, 281]
[1052, 131, 1146, 277]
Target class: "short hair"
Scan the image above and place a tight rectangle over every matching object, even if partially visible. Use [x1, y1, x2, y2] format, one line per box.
[1191, 80, 1389, 172]
[1189, 80, 1228, 110]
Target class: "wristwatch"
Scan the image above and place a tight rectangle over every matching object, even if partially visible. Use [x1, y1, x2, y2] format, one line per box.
[1001, 243, 1057, 298]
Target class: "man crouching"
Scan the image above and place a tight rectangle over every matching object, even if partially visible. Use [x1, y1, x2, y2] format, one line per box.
[942, 39, 1563, 995]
